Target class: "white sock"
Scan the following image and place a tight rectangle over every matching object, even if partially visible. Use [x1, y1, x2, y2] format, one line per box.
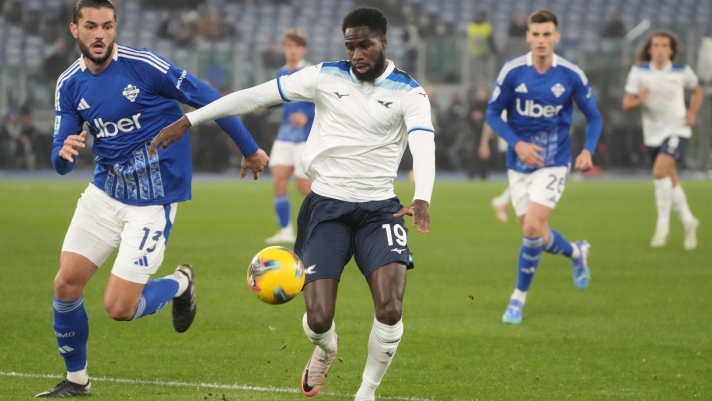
[511, 289, 527, 304]
[653, 177, 673, 233]
[672, 184, 695, 225]
[492, 188, 512, 207]
[570, 243, 581, 260]
[66, 367, 89, 385]
[302, 313, 338, 359]
[355, 318, 404, 401]
[165, 271, 189, 297]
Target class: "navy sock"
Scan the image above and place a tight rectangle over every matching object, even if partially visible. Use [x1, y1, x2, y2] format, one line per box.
[132, 278, 179, 320]
[53, 295, 89, 372]
[516, 236, 543, 292]
[544, 228, 574, 258]
[274, 194, 291, 229]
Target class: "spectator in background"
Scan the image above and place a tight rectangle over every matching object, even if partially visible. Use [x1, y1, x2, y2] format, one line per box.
[601, 11, 626, 38]
[445, 93, 469, 171]
[158, 10, 194, 47]
[261, 39, 286, 70]
[43, 38, 72, 85]
[402, 11, 420, 73]
[215, 13, 237, 40]
[508, 11, 528, 37]
[466, 85, 492, 180]
[467, 11, 499, 86]
[0, 106, 37, 170]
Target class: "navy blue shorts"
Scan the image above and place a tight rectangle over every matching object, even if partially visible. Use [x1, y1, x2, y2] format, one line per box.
[648, 135, 689, 164]
[294, 192, 414, 285]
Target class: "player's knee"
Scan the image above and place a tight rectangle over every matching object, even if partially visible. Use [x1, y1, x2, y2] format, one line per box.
[54, 274, 84, 301]
[306, 309, 334, 334]
[522, 222, 544, 238]
[103, 300, 136, 321]
[652, 166, 669, 180]
[375, 303, 402, 326]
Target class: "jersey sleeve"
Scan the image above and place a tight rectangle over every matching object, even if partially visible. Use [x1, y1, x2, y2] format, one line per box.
[624, 66, 641, 95]
[571, 70, 603, 154]
[684, 65, 699, 89]
[276, 64, 321, 102]
[51, 81, 84, 175]
[485, 67, 520, 148]
[402, 87, 435, 134]
[141, 49, 258, 156]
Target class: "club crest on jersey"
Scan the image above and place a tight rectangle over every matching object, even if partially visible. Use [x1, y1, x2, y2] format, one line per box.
[122, 84, 140, 102]
[551, 83, 565, 98]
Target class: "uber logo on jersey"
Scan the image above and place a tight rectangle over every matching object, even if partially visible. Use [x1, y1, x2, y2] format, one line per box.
[94, 113, 142, 138]
[123, 84, 140, 102]
[516, 99, 563, 118]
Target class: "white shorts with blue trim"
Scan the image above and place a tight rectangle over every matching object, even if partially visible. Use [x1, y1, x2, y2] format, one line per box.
[269, 140, 308, 179]
[61, 184, 177, 284]
[508, 166, 569, 217]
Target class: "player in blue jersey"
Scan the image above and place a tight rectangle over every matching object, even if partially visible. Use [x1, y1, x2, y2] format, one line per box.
[35, 1, 269, 397]
[485, 10, 603, 325]
[265, 29, 315, 244]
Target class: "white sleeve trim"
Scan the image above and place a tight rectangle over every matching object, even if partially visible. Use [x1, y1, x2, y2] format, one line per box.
[186, 80, 284, 126]
[408, 130, 436, 204]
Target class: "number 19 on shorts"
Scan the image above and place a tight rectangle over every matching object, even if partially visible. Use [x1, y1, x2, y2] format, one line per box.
[382, 224, 407, 246]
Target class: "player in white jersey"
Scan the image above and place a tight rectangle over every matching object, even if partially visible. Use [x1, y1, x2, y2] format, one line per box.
[151, 8, 435, 401]
[623, 30, 702, 250]
[265, 29, 315, 244]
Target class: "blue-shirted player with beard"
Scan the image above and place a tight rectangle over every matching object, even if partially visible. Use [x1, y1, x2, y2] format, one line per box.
[485, 9, 603, 325]
[36, 0, 269, 397]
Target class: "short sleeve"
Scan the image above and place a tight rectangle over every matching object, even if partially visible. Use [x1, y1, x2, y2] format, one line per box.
[277, 64, 321, 102]
[402, 87, 434, 134]
[624, 66, 641, 95]
[684, 65, 699, 89]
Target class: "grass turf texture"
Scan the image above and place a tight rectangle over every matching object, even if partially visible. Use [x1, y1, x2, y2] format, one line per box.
[0, 180, 710, 401]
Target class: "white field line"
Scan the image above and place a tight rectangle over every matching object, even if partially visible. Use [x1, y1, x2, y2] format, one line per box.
[0, 371, 472, 401]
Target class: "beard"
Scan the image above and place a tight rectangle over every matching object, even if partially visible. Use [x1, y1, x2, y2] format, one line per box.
[352, 52, 386, 83]
[78, 40, 114, 66]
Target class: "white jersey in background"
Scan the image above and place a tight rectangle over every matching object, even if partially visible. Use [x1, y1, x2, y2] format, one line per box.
[624, 62, 699, 146]
[277, 60, 434, 202]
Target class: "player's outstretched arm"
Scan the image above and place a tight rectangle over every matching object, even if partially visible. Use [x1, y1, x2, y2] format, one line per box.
[687, 85, 703, 127]
[397, 130, 435, 234]
[622, 88, 649, 111]
[573, 78, 603, 172]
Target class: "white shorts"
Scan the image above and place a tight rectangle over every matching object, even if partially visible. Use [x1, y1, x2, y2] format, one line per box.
[508, 166, 569, 217]
[269, 140, 308, 179]
[61, 184, 177, 284]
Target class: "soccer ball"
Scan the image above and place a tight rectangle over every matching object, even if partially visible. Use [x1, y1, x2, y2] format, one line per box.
[247, 246, 305, 305]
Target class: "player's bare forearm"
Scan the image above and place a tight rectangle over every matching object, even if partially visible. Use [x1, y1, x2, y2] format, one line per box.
[149, 115, 192, 156]
[689, 85, 703, 116]
[394, 199, 431, 234]
[622, 93, 642, 111]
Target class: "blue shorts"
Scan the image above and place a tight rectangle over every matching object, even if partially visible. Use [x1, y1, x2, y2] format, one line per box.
[294, 192, 414, 285]
[648, 135, 689, 164]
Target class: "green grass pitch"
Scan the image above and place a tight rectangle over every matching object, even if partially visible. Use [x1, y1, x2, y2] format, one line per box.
[0, 179, 710, 400]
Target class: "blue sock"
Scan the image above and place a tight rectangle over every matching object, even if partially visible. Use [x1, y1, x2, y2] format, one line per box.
[274, 194, 291, 229]
[516, 236, 543, 292]
[132, 278, 179, 320]
[544, 228, 574, 258]
[53, 295, 89, 372]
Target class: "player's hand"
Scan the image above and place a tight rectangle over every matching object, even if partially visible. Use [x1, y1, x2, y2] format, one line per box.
[149, 115, 192, 157]
[478, 141, 491, 160]
[59, 130, 87, 162]
[638, 87, 650, 104]
[241, 148, 269, 180]
[686, 110, 697, 127]
[289, 112, 309, 128]
[514, 141, 544, 167]
[574, 149, 593, 172]
[394, 199, 430, 234]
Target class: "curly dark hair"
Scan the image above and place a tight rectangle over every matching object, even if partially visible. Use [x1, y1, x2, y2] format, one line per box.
[73, 0, 116, 24]
[636, 30, 679, 63]
[341, 7, 387, 36]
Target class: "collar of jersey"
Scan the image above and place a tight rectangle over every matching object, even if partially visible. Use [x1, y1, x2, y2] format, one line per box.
[350, 59, 395, 84]
[79, 44, 119, 72]
[526, 51, 559, 67]
[649, 61, 672, 72]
